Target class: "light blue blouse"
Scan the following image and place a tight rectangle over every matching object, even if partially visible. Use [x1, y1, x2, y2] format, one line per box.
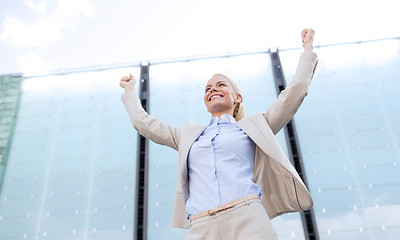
[185, 114, 263, 215]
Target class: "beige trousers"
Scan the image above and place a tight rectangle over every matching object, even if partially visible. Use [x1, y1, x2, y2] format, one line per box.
[184, 196, 278, 240]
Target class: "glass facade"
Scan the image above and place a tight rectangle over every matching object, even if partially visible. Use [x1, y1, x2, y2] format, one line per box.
[0, 68, 140, 240]
[279, 39, 400, 239]
[0, 39, 399, 240]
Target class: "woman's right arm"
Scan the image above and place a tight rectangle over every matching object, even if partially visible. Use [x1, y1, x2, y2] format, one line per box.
[120, 74, 180, 151]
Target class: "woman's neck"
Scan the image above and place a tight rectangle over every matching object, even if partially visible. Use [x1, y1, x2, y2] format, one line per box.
[211, 111, 234, 119]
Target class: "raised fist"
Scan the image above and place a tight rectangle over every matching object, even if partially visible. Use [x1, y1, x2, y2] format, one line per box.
[301, 29, 315, 51]
[119, 74, 136, 92]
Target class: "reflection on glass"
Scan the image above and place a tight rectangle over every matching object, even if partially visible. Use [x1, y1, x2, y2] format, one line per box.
[0, 68, 139, 239]
[280, 40, 400, 239]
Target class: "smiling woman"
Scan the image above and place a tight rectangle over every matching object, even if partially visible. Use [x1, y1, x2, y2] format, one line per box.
[204, 73, 244, 120]
[120, 29, 318, 240]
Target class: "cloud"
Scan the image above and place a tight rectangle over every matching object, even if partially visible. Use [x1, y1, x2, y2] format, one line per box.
[271, 213, 305, 238]
[0, 0, 94, 73]
[269, 200, 400, 239]
[316, 204, 400, 239]
[15, 51, 51, 73]
[0, 0, 94, 49]
[56, 0, 94, 18]
[24, 0, 48, 15]
[1, 14, 65, 49]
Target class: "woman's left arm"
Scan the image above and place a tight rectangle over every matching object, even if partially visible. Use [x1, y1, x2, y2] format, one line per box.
[264, 29, 318, 135]
[120, 74, 180, 150]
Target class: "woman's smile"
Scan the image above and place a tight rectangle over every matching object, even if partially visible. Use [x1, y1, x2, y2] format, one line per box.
[209, 94, 224, 101]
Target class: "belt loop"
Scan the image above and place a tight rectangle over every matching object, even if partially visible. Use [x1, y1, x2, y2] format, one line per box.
[244, 196, 250, 205]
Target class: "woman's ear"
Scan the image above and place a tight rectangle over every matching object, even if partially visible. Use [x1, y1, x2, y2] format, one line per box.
[234, 94, 242, 104]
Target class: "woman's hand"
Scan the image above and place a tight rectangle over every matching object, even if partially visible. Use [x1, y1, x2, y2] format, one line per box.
[301, 29, 315, 52]
[120, 74, 136, 93]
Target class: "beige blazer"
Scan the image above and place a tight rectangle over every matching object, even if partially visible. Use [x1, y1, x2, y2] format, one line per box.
[121, 51, 318, 229]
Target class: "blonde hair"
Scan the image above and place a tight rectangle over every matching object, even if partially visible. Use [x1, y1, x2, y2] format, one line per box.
[211, 73, 246, 121]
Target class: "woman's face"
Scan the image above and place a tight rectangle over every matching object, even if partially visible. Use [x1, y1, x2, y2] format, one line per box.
[204, 75, 240, 116]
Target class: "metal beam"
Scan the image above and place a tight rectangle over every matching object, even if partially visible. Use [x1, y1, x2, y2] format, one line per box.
[269, 50, 320, 240]
[134, 63, 150, 240]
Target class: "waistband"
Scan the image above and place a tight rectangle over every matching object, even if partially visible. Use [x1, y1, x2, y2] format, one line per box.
[189, 195, 260, 222]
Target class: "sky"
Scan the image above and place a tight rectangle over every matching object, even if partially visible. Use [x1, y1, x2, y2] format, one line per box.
[0, 0, 399, 75]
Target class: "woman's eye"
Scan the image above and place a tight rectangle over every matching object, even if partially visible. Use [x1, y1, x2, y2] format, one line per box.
[205, 88, 210, 93]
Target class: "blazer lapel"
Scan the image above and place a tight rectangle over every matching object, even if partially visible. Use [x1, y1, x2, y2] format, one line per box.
[181, 124, 207, 159]
[179, 124, 208, 183]
[236, 113, 280, 161]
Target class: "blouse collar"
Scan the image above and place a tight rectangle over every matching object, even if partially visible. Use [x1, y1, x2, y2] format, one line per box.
[209, 114, 236, 126]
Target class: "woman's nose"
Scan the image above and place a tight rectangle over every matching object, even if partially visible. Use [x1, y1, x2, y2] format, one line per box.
[210, 86, 218, 92]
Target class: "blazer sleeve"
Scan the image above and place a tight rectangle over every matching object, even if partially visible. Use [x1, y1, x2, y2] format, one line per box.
[121, 91, 180, 151]
[264, 51, 318, 135]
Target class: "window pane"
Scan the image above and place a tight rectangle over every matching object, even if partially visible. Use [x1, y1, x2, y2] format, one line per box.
[0, 68, 139, 240]
[280, 39, 400, 239]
